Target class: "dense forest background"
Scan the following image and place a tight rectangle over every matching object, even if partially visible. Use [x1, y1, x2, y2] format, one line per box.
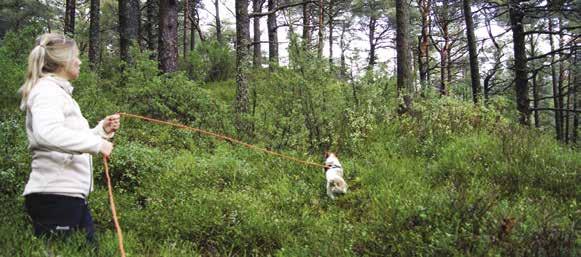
[0, 0, 579, 256]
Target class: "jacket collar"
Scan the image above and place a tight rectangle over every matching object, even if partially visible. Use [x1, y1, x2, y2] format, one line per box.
[44, 74, 74, 95]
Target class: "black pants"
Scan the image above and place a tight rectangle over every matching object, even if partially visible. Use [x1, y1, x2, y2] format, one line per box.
[24, 193, 97, 245]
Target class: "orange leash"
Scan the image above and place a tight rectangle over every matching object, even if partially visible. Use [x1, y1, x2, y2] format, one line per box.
[102, 156, 127, 257]
[102, 112, 324, 256]
[118, 112, 325, 169]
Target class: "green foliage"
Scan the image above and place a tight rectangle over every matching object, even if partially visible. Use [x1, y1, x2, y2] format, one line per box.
[96, 141, 172, 192]
[187, 40, 236, 82]
[0, 25, 43, 117]
[121, 51, 232, 131]
[0, 115, 29, 198]
[0, 25, 578, 257]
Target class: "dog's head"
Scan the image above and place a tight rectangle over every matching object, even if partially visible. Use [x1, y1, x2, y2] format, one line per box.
[324, 152, 341, 170]
[324, 151, 337, 159]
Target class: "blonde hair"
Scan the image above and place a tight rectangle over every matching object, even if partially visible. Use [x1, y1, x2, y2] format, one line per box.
[19, 33, 78, 111]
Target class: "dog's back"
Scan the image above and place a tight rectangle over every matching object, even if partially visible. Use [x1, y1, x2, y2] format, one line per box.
[324, 152, 347, 199]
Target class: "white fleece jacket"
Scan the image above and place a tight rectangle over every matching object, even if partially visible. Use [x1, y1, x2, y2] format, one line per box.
[22, 75, 114, 199]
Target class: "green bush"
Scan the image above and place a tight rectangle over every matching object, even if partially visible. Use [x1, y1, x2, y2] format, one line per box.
[0, 116, 29, 198]
[0, 26, 42, 117]
[431, 131, 579, 199]
[187, 41, 235, 82]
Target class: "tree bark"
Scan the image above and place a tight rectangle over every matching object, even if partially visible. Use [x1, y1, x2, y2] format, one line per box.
[340, 19, 348, 78]
[235, 0, 251, 134]
[253, 0, 263, 67]
[573, 44, 579, 144]
[267, 0, 278, 67]
[159, 0, 178, 73]
[558, 17, 566, 142]
[119, 0, 140, 64]
[146, 0, 157, 54]
[396, 0, 413, 98]
[438, 0, 450, 95]
[303, 2, 311, 48]
[529, 36, 540, 127]
[89, 0, 100, 69]
[328, 0, 334, 66]
[548, 18, 562, 138]
[508, 0, 530, 125]
[565, 65, 571, 143]
[418, 0, 430, 89]
[64, 0, 76, 37]
[184, 0, 190, 59]
[317, 0, 324, 57]
[368, 17, 377, 71]
[215, 0, 223, 44]
[191, 0, 197, 50]
[462, 0, 481, 104]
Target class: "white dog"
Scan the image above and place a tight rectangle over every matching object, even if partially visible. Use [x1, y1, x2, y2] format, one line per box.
[323, 152, 347, 199]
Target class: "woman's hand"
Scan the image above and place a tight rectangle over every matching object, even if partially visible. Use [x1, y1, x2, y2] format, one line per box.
[103, 114, 120, 134]
[100, 140, 114, 157]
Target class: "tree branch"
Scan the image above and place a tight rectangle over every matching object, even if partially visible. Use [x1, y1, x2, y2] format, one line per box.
[530, 108, 581, 113]
[249, 0, 317, 17]
[527, 46, 575, 61]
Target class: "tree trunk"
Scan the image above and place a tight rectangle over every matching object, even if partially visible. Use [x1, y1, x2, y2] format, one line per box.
[191, 0, 197, 50]
[235, 0, 251, 134]
[508, 0, 530, 126]
[447, 41, 453, 91]
[439, 0, 449, 95]
[253, 0, 262, 67]
[418, 0, 430, 89]
[529, 35, 540, 127]
[368, 17, 376, 71]
[573, 44, 579, 144]
[146, 0, 157, 54]
[89, 0, 100, 69]
[215, 0, 223, 44]
[558, 17, 566, 142]
[159, 0, 178, 73]
[184, 0, 190, 60]
[119, 0, 140, 64]
[340, 20, 347, 78]
[565, 65, 571, 143]
[64, 0, 76, 37]
[267, 0, 278, 67]
[548, 18, 562, 138]
[317, 0, 324, 57]
[462, 0, 481, 104]
[302, 2, 311, 48]
[532, 70, 540, 128]
[328, 0, 334, 66]
[396, 0, 413, 98]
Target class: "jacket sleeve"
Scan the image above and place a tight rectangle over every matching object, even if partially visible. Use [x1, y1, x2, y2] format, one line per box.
[28, 86, 104, 155]
[91, 119, 115, 139]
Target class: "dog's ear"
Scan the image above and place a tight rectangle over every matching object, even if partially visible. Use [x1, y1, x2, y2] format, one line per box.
[324, 151, 330, 159]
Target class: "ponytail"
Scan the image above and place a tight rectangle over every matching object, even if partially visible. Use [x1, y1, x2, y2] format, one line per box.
[19, 45, 46, 110]
[18, 33, 78, 111]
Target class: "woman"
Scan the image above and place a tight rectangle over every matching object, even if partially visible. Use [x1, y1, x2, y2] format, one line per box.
[19, 33, 119, 245]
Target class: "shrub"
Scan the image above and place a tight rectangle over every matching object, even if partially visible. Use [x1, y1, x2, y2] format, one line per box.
[0, 25, 42, 117]
[0, 116, 29, 198]
[187, 41, 235, 82]
[431, 131, 579, 199]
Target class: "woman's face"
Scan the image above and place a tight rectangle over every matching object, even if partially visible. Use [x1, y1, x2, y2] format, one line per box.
[67, 53, 81, 80]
